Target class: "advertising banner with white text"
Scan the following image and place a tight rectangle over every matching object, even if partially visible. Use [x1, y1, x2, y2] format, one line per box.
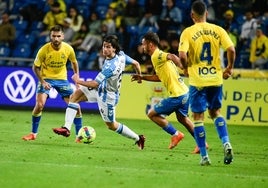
[117, 75, 268, 126]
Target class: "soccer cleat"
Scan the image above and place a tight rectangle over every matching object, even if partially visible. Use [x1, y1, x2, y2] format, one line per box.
[22, 133, 36, 141]
[192, 143, 209, 154]
[169, 132, 184, 149]
[52, 127, 70, 137]
[200, 156, 211, 166]
[75, 137, 82, 143]
[224, 143, 234, 164]
[135, 135, 145, 150]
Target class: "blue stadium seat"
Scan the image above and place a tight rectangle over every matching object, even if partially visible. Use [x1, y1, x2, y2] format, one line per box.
[76, 5, 90, 19]
[75, 0, 93, 6]
[126, 25, 139, 35]
[10, 1, 25, 15]
[138, 26, 158, 36]
[12, 19, 29, 32]
[76, 50, 89, 69]
[86, 51, 98, 69]
[11, 43, 32, 65]
[236, 14, 246, 26]
[0, 45, 11, 65]
[96, 0, 113, 6]
[36, 35, 50, 47]
[64, 0, 74, 9]
[30, 21, 44, 32]
[175, 0, 191, 10]
[137, 0, 145, 6]
[95, 5, 108, 19]
[16, 32, 37, 46]
[126, 25, 140, 52]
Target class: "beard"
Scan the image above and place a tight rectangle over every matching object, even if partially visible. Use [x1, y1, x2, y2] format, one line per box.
[51, 40, 61, 49]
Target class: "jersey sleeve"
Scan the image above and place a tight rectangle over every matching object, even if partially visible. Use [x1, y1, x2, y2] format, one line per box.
[124, 54, 135, 65]
[220, 27, 234, 50]
[95, 63, 114, 84]
[67, 45, 77, 63]
[178, 29, 189, 52]
[34, 47, 46, 67]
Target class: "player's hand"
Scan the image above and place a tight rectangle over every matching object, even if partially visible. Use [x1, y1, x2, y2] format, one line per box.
[183, 68, 189, 77]
[41, 81, 51, 90]
[72, 73, 79, 83]
[131, 74, 142, 83]
[223, 68, 233, 80]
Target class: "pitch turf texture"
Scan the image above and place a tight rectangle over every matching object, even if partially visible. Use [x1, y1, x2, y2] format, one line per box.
[0, 109, 267, 188]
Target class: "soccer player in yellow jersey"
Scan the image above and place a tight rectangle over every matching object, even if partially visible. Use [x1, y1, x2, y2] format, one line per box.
[132, 31, 197, 151]
[22, 25, 81, 141]
[178, 0, 236, 165]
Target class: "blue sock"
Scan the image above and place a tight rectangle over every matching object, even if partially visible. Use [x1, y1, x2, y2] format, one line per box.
[214, 116, 229, 144]
[162, 123, 177, 135]
[74, 116, 82, 136]
[32, 114, 41, 133]
[194, 122, 207, 157]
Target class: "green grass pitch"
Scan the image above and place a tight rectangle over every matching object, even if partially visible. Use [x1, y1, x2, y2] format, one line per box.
[0, 109, 267, 188]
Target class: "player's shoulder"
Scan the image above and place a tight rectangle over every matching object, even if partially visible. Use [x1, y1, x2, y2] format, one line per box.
[117, 50, 127, 60]
[118, 50, 125, 56]
[61, 41, 73, 48]
[38, 42, 50, 53]
[210, 22, 224, 29]
[61, 42, 75, 54]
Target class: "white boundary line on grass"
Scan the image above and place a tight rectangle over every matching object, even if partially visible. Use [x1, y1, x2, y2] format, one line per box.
[0, 160, 267, 180]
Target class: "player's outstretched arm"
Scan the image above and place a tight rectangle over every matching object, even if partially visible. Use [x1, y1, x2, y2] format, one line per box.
[131, 74, 160, 82]
[131, 60, 142, 83]
[72, 74, 99, 88]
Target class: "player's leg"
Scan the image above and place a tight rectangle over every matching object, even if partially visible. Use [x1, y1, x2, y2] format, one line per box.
[189, 86, 211, 165]
[22, 87, 48, 140]
[175, 93, 209, 154]
[99, 101, 145, 149]
[175, 93, 195, 137]
[149, 97, 184, 149]
[57, 80, 83, 136]
[53, 86, 95, 137]
[207, 86, 233, 164]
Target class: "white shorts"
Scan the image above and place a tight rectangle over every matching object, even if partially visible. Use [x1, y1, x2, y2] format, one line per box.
[79, 85, 97, 102]
[80, 85, 115, 123]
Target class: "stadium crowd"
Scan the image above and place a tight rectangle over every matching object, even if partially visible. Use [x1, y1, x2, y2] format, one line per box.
[1, 0, 268, 71]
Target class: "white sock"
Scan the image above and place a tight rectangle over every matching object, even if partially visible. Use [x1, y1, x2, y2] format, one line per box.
[116, 123, 139, 141]
[64, 103, 79, 130]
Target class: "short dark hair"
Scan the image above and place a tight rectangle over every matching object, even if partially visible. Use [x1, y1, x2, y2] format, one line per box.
[50, 24, 64, 34]
[143, 32, 160, 47]
[103, 35, 120, 54]
[192, 0, 207, 16]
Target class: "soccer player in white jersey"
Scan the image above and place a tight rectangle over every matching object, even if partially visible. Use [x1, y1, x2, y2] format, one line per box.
[53, 35, 145, 149]
[178, 0, 235, 165]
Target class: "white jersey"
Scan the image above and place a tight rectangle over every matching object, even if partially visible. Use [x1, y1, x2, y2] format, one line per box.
[94, 51, 134, 105]
[240, 18, 258, 40]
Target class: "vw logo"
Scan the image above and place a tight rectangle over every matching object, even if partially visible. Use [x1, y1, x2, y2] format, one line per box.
[4, 70, 36, 103]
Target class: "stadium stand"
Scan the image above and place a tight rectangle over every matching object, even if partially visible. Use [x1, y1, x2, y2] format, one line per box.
[1, 0, 267, 78]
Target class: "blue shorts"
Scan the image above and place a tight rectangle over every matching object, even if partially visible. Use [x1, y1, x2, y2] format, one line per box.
[189, 85, 222, 113]
[37, 79, 73, 98]
[154, 93, 189, 117]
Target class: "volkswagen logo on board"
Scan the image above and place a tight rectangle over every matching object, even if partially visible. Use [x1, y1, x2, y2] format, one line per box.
[4, 70, 36, 103]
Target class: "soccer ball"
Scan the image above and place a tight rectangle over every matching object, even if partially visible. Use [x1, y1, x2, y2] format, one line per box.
[77, 126, 96, 144]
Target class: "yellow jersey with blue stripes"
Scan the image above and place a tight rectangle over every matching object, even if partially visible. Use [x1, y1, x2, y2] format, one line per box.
[151, 48, 188, 97]
[179, 22, 234, 87]
[34, 42, 77, 80]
